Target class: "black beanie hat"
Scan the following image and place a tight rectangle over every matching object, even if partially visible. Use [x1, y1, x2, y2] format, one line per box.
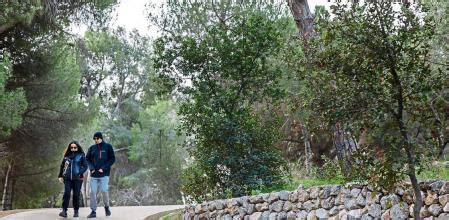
[93, 132, 103, 139]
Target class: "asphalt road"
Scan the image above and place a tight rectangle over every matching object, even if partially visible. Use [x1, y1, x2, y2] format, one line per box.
[0, 206, 184, 220]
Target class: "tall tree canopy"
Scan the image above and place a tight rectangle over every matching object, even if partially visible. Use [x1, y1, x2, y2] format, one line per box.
[153, 2, 292, 200]
[0, 0, 118, 209]
[300, 2, 444, 217]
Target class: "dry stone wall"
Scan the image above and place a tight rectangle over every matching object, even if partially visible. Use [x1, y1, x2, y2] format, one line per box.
[183, 181, 449, 219]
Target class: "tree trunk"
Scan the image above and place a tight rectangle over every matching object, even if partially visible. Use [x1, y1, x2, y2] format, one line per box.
[399, 119, 423, 220]
[402, 125, 423, 220]
[287, 0, 314, 38]
[332, 124, 353, 172]
[438, 142, 448, 159]
[390, 55, 422, 219]
[333, 124, 346, 160]
[357, 128, 368, 147]
[409, 163, 423, 220]
[2, 159, 14, 210]
[0, 23, 16, 37]
[287, 0, 315, 174]
[300, 123, 313, 174]
[430, 98, 448, 159]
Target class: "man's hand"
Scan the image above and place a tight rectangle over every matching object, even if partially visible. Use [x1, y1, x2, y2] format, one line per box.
[58, 178, 63, 184]
[98, 169, 103, 173]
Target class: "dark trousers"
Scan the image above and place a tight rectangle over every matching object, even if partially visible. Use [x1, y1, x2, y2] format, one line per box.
[62, 179, 82, 211]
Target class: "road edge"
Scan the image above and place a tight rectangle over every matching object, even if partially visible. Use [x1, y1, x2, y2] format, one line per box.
[0, 210, 32, 219]
[144, 208, 183, 220]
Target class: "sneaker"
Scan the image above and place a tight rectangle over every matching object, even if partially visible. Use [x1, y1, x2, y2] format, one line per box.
[59, 210, 67, 218]
[105, 206, 111, 216]
[73, 210, 79, 217]
[87, 211, 96, 218]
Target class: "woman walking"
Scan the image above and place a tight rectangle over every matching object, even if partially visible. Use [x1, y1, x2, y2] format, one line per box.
[58, 141, 88, 217]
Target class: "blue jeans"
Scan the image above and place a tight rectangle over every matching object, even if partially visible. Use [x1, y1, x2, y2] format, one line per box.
[89, 176, 109, 211]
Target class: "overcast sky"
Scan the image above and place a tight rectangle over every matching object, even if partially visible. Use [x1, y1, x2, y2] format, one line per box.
[111, 0, 332, 36]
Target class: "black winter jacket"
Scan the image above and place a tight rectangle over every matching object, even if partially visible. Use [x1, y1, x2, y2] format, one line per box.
[58, 152, 88, 180]
[86, 141, 115, 177]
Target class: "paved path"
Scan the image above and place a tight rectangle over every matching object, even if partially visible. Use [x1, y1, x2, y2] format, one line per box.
[0, 206, 184, 220]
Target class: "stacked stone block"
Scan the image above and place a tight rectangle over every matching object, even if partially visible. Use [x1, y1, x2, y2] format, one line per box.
[183, 181, 449, 219]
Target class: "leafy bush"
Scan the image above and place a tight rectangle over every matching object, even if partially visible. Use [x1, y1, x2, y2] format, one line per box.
[418, 161, 449, 181]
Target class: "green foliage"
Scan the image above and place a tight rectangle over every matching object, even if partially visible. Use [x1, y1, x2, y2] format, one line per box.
[319, 148, 405, 191]
[426, 0, 449, 66]
[80, 27, 151, 105]
[126, 100, 186, 204]
[255, 161, 347, 193]
[0, 2, 112, 206]
[0, 36, 92, 209]
[319, 156, 346, 184]
[418, 161, 449, 181]
[14, 172, 60, 209]
[249, 175, 293, 195]
[299, 2, 444, 190]
[76, 26, 165, 206]
[150, 1, 289, 40]
[0, 54, 27, 140]
[0, 0, 122, 210]
[0, 1, 42, 26]
[155, 7, 290, 201]
[0, 0, 118, 36]
[180, 162, 215, 202]
[425, 0, 449, 158]
[78, 26, 175, 205]
[309, 2, 436, 126]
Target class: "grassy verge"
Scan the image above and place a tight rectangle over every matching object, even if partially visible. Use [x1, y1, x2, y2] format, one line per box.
[253, 160, 449, 195]
[160, 210, 182, 220]
[145, 209, 183, 220]
[417, 161, 449, 181]
[250, 176, 346, 195]
[291, 177, 346, 189]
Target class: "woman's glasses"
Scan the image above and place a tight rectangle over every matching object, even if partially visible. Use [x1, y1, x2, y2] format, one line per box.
[70, 147, 78, 149]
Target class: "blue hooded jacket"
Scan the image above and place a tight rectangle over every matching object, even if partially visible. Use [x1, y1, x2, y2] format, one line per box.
[58, 152, 88, 180]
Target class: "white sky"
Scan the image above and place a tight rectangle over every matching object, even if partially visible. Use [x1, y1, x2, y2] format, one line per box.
[114, 0, 156, 35]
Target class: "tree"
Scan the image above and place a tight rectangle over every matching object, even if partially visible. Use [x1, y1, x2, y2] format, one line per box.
[0, 0, 117, 36]
[0, 0, 118, 209]
[125, 100, 186, 205]
[302, 2, 442, 218]
[0, 54, 27, 209]
[286, 0, 363, 174]
[425, 0, 449, 159]
[150, 1, 287, 40]
[2, 38, 91, 209]
[154, 5, 290, 200]
[0, 54, 27, 151]
[78, 27, 151, 116]
[76, 25, 167, 205]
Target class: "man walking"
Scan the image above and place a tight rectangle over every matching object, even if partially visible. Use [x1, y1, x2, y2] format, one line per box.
[86, 132, 115, 218]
